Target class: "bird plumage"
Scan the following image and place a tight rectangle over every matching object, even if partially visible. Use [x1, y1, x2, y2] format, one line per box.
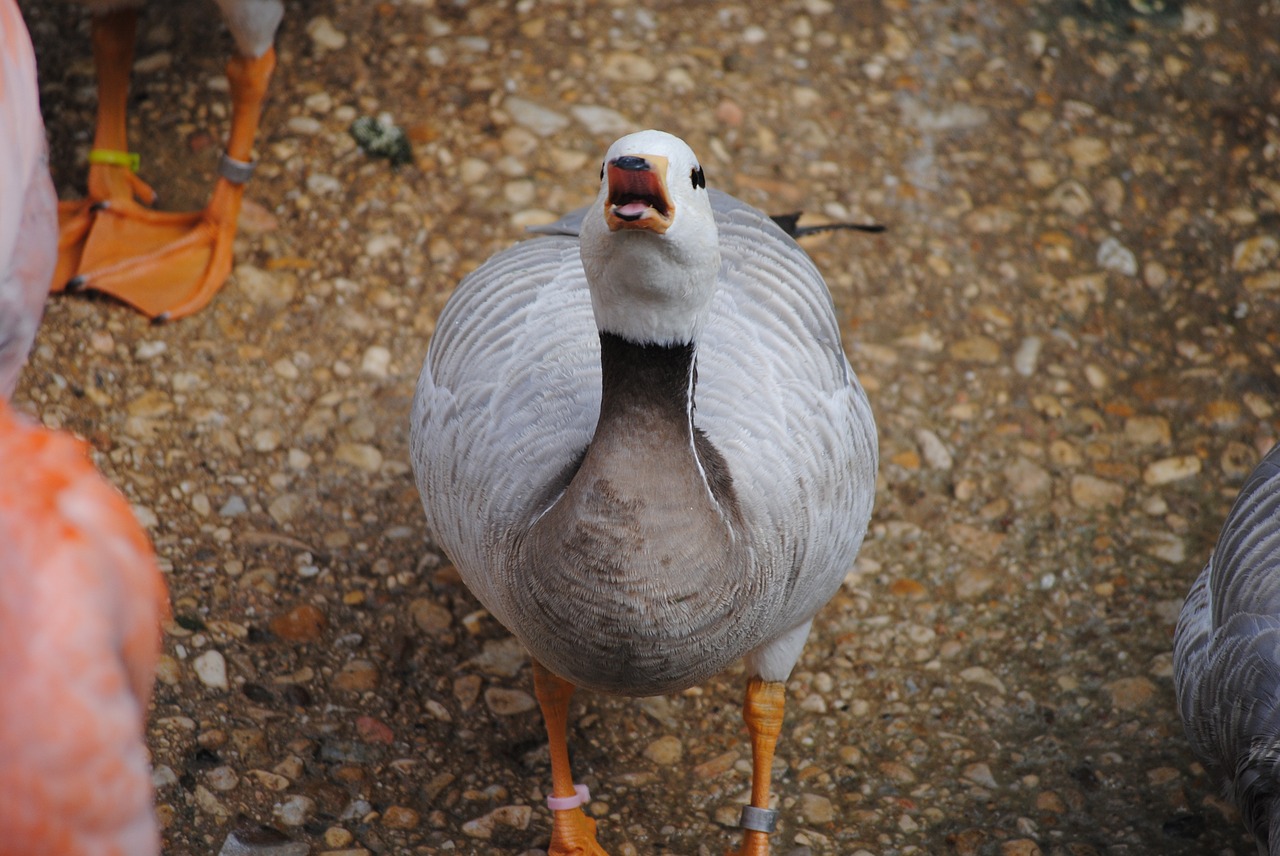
[1175, 442, 1280, 856]
[412, 131, 877, 854]
[0, 403, 170, 856]
[0, 5, 168, 851]
[413, 173, 877, 695]
[0, 0, 57, 398]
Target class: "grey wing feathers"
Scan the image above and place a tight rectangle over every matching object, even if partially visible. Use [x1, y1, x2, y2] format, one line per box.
[411, 235, 600, 625]
[696, 192, 877, 634]
[1174, 443, 1280, 848]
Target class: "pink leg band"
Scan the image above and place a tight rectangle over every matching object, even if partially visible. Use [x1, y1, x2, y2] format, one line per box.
[546, 783, 591, 811]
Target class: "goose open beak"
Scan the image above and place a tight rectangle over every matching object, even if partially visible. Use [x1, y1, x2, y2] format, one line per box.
[604, 153, 673, 234]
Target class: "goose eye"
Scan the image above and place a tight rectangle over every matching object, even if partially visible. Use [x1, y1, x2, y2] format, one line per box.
[690, 166, 705, 189]
[599, 163, 605, 182]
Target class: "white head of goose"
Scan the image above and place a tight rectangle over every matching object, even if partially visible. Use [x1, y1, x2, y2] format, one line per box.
[411, 129, 878, 855]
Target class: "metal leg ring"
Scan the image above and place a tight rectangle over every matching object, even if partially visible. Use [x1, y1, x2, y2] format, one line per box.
[218, 153, 257, 185]
[739, 805, 779, 833]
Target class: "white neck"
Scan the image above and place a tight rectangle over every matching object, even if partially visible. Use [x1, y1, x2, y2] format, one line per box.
[579, 208, 721, 346]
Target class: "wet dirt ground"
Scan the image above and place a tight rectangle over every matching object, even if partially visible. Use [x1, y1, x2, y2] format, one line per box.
[14, 0, 1280, 854]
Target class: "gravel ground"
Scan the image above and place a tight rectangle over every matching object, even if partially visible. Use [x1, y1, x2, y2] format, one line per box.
[15, 1, 1280, 854]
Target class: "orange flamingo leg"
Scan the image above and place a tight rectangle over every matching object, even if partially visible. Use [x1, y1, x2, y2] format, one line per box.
[727, 678, 787, 856]
[532, 661, 611, 856]
[54, 10, 276, 320]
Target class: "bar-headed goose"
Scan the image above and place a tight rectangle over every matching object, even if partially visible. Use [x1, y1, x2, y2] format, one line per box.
[411, 129, 878, 855]
[1175, 442, 1280, 855]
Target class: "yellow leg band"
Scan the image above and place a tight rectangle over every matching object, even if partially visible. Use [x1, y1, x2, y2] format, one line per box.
[88, 148, 140, 172]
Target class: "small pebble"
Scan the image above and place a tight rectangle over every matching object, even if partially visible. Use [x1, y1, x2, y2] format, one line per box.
[1064, 136, 1109, 168]
[334, 443, 383, 473]
[217, 829, 309, 856]
[963, 762, 998, 789]
[196, 784, 232, 818]
[693, 750, 740, 779]
[356, 715, 395, 745]
[361, 345, 392, 378]
[234, 264, 297, 308]
[1000, 841, 1042, 856]
[219, 496, 248, 517]
[306, 16, 347, 52]
[799, 793, 835, 825]
[599, 51, 659, 83]
[270, 604, 327, 642]
[249, 770, 291, 791]
[1143, 456, 1201, 486]
[1124, 416, 1171, 447]
[1232, 235, 1280, 272]
[1096, 237, 1138, 276]
[959, 666, 1006, 694]
[382, 806, 421, 829]
[1070, 475, 1125, 510]
[332, 659, 379, 692]
[286, 116, 322, 135]
[466, 636, 528, 678]
[268, 493, 304, 524]
[570, 104, 632, 136]
[273, 795, 317, 827]
[484, 687, 537, 716]
[502, 97, 570, 136]
[194, 650, 229, 690]
[410, 598, 453, 634]
[1013, 336, 1041, 376]
[253, 429, 282, 452]
[950, 335, 1001, 364]
[1104, 676, 1157, 711]
[915, 428, 953, 470]
[206, 766, 240, 792]
[643, 735, 684, 765]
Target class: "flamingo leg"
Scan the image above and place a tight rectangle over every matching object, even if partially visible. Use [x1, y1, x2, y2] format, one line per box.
[54, 11, 276, 320]
[532, 661, 611, 856]
[726, 678, 786, 856]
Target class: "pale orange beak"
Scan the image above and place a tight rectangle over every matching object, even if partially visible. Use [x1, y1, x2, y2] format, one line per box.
[603, 153, 672, 234]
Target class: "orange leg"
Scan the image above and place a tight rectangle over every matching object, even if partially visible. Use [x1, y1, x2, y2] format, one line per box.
[54, 11, 276, 320]
[53, 8, 156, 290]
[727, 678, 786, 856]
[532, 661, 611, 856]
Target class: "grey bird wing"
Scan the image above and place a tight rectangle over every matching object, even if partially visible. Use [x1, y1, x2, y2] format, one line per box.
[1174, 442, 1280, 848]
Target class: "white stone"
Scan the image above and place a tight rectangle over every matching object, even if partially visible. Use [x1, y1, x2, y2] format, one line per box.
[915, 428, 953, 470]
[306, 17, 347, 52]
[334, 443, 383, 473]
[193, 650, 229, 689]
[361, 345, 391, 378]
[273, 794, 317, 826]
[1232, 235, 1279, 272]
[570, 104, 633, 137]
[1097, 237, 1137, 276]
[503, 97, 570, 136]
[1013, 336, 1041, 377]
[1143, 455, 1201, 485]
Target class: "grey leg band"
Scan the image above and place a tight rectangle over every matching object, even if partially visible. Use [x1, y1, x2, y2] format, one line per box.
[739, 805, 779, 833]
[218, 153, 256, 185]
